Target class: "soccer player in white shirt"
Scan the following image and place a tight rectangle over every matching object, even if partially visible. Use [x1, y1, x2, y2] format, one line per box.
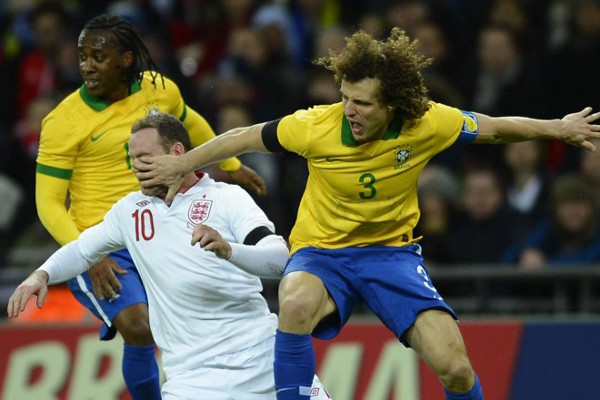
[7, 112, 330, 400]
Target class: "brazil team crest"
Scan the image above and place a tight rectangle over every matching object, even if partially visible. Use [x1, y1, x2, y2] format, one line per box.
[188, 200, 212, 225]
[396, 146, 412, 164]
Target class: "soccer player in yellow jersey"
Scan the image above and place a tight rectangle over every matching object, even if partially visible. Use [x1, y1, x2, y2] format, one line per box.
[134, 28, 600, 400]
[35, 15, 266, 400]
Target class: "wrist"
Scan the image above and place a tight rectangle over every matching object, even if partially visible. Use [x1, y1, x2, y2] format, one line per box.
[180, 153, 195, 175]
[33, 269, 50, 283]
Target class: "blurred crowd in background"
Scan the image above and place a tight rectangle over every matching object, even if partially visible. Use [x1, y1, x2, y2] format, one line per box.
[0, 0, 599, 273]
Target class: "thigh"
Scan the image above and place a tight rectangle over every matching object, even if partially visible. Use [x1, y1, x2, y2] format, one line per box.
[283, 247, 358, 339]
[356, 245, 456, 345]
[68, 249, 148, 340]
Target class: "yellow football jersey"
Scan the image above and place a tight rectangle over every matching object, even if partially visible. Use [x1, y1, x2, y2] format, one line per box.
[37, 72, 219, 232]
[276, 101, 465, 253]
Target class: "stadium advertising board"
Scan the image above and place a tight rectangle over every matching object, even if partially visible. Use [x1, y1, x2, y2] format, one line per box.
[1, 321, 599, 399]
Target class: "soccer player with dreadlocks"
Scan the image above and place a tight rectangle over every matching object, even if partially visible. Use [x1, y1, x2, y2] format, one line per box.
[35, 14, 267, 399]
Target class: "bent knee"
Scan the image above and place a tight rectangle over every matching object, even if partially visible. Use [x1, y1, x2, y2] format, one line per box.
[114, 315, 153, 345]
[278, 294, 319, 329]
[440, 359, 475, 393]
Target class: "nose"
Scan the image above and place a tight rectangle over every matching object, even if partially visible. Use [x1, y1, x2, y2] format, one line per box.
[344, 101, 357, 117]
[80, 58, 94, 73]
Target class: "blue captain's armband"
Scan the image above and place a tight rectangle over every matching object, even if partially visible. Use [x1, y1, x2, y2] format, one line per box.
[458, 110, 478, 142]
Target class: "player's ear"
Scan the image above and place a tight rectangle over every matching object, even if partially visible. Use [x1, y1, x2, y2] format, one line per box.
[171, 142, 185, 156]
[122, 51, 133, 69]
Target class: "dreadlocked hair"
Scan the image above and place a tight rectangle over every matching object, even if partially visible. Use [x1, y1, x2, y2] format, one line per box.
[83, 14, 165, 89]
[315, 27, 431, 120]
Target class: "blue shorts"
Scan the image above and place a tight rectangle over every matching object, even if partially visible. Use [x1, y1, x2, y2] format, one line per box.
[68, 249, 148, 340]
[284, 245, 456, 346]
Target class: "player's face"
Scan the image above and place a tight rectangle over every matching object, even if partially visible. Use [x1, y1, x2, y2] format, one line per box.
[129, 128, 169, 197]
[341, 78, 395, 145]
[78, 29, 132, 103]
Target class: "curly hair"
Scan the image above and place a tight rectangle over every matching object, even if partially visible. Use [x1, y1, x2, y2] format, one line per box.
[314, 27, 431, 119]
[83, 14, 164, 89]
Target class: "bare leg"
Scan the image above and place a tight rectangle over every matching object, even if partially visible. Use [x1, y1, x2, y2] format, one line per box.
[404, 309, 475, 393]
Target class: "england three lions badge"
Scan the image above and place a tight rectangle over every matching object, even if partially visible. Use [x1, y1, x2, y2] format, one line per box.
[188, 200, 212, 225]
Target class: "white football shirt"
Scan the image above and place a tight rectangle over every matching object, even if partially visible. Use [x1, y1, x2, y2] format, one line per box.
[72, 173, 278, 378]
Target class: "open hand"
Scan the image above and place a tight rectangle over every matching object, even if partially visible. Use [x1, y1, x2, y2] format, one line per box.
[7, 270, 49, 318]
[560, 107, 600, 151]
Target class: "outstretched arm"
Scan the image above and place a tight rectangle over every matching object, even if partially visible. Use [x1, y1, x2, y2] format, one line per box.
[134, 123, 268, 205]
[184, 107, 267, 196]
[7, 241, 90, 318]
[473, 107, 600, 150]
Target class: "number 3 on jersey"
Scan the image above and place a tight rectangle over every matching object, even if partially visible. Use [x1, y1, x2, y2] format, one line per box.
[359, 173, 377, 199]
[132, 209, 155, 240]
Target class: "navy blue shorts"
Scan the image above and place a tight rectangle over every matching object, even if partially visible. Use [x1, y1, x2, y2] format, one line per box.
[284, 245, 456, 346]
[68, 249, 148, 340]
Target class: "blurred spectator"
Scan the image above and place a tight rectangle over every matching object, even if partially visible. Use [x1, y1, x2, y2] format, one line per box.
[413, 20, 463, 107]
[385, 0, 429, 37]
[213, 103, 287, 233]
[0, 2, 72, 129]
[579, 139, 600, 203]
[544, 0, 600, 171]
[458, 24, 548, 169]
[415, 165, 461, 266]
[487, 0, 545, 53]
[211, 26, 302, 121]
[503, 174, 600, 269]
[461, 24, 547, 118]
[303, 68, 340, 106]
[447, 166, 524, 264]
[14, 94, 56, 162]
[0, 173, 24, 266]
[164, 0, 259, 84]
[358, 10, 387, 40]
[502, 141, 553, 233]
[252, 2, 296, 65]
[312, 24, 348, 58]
[15, 3, 71, 122]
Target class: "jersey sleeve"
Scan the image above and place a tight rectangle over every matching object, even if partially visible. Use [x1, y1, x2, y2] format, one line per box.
[36, 173, 81, 245]
[39, 203, 127, 283]
[274, 109, 314, 157]
[36, 106, 80, 173]
[225, 187, 276, 244]
[36, 106, 82, 245]
[75, 202, 127, 263]
[427, 102, 472, 154]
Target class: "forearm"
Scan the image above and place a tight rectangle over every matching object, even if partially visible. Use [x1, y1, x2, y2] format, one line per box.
[36, 173, 81, 245]
[38, 241, 91, 284]
[228, 235, 289, 278]
[473, 113, 561, 144]
[180, 123, 268, 174]
[184, 106, 242, 172]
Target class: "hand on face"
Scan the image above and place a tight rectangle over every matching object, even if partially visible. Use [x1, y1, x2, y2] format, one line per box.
[133, 154, 184, 206]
